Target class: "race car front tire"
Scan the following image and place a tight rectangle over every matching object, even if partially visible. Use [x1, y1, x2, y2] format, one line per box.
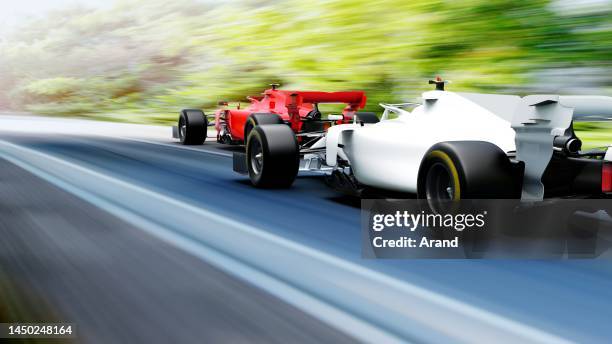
[178, 109, 207, 145]
[246, 124, 299, 188]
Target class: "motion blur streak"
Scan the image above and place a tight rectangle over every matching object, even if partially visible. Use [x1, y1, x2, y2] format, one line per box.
[0, 137, 571, 344]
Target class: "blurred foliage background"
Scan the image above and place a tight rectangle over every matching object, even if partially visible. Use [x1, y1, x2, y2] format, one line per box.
[0, 0, 611, 131]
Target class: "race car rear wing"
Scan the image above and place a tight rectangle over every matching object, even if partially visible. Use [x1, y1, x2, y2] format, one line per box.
[512, 95, 612, 200]
[286, 91, 367, 108]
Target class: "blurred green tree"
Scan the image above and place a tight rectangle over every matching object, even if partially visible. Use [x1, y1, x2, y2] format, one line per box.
[0, 0, 610, 124]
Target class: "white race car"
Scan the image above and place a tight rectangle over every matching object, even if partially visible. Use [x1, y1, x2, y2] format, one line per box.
[233, 79, 612, 202]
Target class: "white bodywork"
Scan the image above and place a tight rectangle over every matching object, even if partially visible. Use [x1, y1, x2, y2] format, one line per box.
[325, 91, 518, 193]
[320, 90, 612, 197]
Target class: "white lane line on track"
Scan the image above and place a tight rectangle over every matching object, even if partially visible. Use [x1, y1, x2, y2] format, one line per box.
[0, 139, 572, 344]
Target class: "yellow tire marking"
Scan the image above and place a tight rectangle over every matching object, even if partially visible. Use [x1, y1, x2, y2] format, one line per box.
[429, 150, 461, 200]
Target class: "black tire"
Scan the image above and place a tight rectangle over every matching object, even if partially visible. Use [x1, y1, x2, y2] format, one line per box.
[244, 113, 284, 144]
[417, 141, 520, 203]
[179, 109, 207, 145]
[246, 124, 299, 188]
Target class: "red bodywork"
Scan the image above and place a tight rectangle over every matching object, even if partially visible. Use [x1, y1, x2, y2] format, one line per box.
[213, 88, 367, 143]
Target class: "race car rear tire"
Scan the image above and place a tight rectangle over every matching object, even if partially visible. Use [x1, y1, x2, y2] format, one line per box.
[246, 124, 299, 188]
[417, 141, 519, 204]
[179, 109, 207, 145]
[244, 113, 284, 143]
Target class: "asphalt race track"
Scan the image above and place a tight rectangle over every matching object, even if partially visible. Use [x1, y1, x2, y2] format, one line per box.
[1, 115, 611, 343]
[0, 156, 353, 344]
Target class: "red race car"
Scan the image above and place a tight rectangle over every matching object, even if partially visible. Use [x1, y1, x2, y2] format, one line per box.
[172, 84, 371, 145]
